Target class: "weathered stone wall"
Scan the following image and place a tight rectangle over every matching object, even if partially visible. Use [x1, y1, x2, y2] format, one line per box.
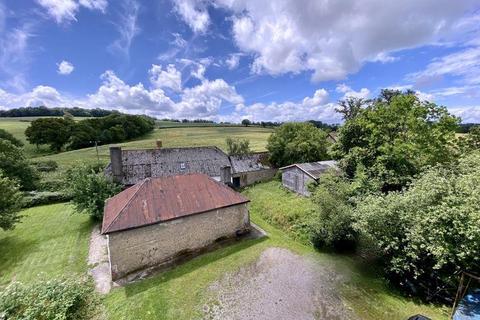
[107, 203, 249, 280]
[282, 167, 314, 196]
[233, 168, 277, 187]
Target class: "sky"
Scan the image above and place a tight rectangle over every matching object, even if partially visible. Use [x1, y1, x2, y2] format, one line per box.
[0, 0, 479, 123]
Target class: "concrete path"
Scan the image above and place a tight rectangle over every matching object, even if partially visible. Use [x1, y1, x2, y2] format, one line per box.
[88, 224, 112, 294]
[203, 247, 357, 320]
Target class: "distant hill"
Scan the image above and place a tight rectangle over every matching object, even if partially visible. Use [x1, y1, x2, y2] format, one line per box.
[0, 106, 118, 118]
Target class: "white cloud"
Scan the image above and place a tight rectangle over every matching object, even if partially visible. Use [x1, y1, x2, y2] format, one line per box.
[203, 0, 478, 82]
[109, 0, 140, 58]
[57, 60, 75, 75]
[225, 54, 241, 70]
[149, 64, 182, 92]
[229, 88, 340, 123]
[336, 84, 370, 100]
[449, 106, 480, 123]
[172, 0, 209, 33]
[0, 24, 34, 91]
[36, 0, 108, 24]
[408, 46, 480, 86]
[0, 85, 67, 109]
[86, 70, 175, 115]
[79, 0, 108, 12]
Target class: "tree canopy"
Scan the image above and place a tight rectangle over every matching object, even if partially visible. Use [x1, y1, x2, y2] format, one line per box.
[25, 114, 156, 152]
[354, 151, 480, 299]
[267, 122, 330, 167]
[333, 91, 459, 191]
[0, 139, 39, 190]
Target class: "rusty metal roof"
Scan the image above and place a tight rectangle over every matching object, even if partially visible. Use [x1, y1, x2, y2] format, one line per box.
[101, 173, 249, 234]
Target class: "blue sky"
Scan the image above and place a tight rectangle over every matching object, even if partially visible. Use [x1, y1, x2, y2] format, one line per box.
[0, 0, 479, 123]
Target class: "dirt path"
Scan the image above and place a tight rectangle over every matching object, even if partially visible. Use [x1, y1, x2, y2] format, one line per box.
[202, 247, 356, 320]
[88, 224, 112, 294]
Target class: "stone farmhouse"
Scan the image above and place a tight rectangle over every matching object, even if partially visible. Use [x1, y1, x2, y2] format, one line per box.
[105, 142, 276, 187]
[280, 160, 338, 196]
[102, 173, 250, 280]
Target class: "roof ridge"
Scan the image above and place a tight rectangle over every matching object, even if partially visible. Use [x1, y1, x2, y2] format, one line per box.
[102, 179, 148, 233]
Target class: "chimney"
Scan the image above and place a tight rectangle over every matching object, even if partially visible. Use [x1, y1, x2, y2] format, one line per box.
[220, 166, 232, 185]
[156, 140, 162, 148]
[110, 146, 123, 183]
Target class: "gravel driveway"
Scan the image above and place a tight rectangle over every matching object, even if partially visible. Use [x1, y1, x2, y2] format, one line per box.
[202, 247, 356, 320]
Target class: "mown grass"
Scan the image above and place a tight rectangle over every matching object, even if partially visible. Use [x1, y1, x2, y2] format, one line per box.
[0, 203, 93, 286]
[104, 181, 448, 320]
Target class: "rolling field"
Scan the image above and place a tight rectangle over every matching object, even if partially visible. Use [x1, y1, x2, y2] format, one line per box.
[0, 118, 273, 168]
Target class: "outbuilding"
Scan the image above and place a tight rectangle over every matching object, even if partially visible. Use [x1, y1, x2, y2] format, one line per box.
[102, 173, 250, 280]
[280, 160, 338, 196]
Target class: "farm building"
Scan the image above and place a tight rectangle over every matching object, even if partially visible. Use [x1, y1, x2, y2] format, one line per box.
[106, 144, 276, 187]
[280, 160, 338, 196]
[230, 152, 277, 188]
[102, 173, 250, 280]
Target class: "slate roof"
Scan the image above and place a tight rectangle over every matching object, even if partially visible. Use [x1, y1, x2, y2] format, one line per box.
[229, 152, 272, 174]
[110, 146, 231, 185]
[102, 173, 249, 234]
[280, 160, 338, 180]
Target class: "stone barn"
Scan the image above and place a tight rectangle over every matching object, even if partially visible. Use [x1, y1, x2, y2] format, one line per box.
[106, 145, 232, 186]
[280, 161, 338, 196]
[229, 152, 277, 188]
[102, 173, 250, 280]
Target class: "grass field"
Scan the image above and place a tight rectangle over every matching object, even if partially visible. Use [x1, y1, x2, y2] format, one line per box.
[0, 118, 273, 168]
[34, 126, 273, 168]
[0, 203, 93, 286]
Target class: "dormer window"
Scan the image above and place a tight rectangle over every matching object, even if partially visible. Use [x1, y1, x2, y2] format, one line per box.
[180, 162, 186, 170]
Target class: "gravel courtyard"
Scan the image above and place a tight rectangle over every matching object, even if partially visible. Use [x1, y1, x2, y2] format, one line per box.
[202, 247, 357, 320]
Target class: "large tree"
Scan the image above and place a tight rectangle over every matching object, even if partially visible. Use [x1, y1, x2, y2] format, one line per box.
[25, 118, 73, 151]
[267, 122, 330, 167]
[333, 92, 459, 191]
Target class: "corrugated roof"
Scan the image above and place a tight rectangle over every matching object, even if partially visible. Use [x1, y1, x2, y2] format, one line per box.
[229, 152, 272, 173]
[280, 160, 338, 180]
[101, 173, 249, 234]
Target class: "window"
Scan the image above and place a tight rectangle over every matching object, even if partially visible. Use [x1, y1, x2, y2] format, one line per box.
[180, 162, 186, 170]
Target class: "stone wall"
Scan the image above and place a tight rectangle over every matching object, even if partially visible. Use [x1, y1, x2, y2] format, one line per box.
[233, 168, 277, 188]
[281, 167, 315, 196]
[107, 203, 249, 280]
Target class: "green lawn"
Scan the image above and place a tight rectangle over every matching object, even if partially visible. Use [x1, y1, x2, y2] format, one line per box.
[0, 203, 93, 286]
[0, 184, 448, 319]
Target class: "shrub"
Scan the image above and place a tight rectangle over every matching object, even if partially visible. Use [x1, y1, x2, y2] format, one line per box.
[354, 151, 480, 299]
[66, 163, 121, 220]
[0, 128, 23, 147]
[22, 191, 70, 208]
[30, 160, 59, 172]
[0, 171, 23, 231]
[0, 277, 98, 320]
[226, 137, 251, 155]
[0, 139, 39, 190]
[309, 172, 358, 250]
